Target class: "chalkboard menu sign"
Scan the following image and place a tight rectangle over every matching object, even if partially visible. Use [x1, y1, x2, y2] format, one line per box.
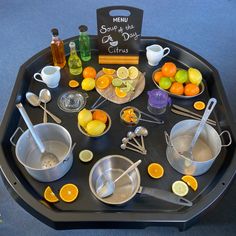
[97, 6, 143, 64]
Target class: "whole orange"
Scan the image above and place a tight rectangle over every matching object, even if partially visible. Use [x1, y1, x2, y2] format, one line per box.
[92, 110, 108, 123]
[170, 82, 184, 95]
[161, 62, 177, 77]
[153, 71, 163, 83]
[83, 66, 97, 79]
[184, 83, 200, 96]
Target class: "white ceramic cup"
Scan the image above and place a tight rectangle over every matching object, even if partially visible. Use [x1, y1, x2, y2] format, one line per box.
[146, 44, 170, 66]
[34, 66, 61, 88]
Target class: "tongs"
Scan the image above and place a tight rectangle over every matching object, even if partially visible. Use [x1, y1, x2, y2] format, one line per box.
[171, 104, 216, 126]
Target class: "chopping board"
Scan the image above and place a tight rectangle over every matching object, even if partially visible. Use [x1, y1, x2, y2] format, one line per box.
[95, 70, 145, 104]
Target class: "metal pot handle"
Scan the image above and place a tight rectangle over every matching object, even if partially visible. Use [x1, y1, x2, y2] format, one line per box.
[164, 131, 172, 147]
[63, 142, 77, 163]
[10, 127, 24, 147]
[220, 130, 232, 147]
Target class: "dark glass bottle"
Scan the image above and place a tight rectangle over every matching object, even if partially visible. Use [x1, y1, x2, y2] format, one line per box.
[50, 28, 66, 68]
[78, 25, 91, 61]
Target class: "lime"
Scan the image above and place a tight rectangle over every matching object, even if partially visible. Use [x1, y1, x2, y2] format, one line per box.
[188, 68, 202, 85]
[175, 69, 188, 83]
[117, 66, 129, 79]
[159, 77, 172, 89]
[79, 149, 93, 162]
[81, 78, 95, 91]
[128, 66, 139, 79]
[172, 180, 189, 197]
[78, 109, 93, 128]
[86, 120, 106, 136]
[112, 78, 123, 87]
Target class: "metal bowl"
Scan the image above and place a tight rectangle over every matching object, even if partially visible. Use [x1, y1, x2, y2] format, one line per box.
[89, 155, 141, 205]
[120, 106, 141, 126]
[78, 109, 111, 138]
[152, 68, 205, 99]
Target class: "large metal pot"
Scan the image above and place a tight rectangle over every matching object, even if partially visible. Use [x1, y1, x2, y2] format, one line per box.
[10, 123, 74, 182]
[165, 119, 232, 176]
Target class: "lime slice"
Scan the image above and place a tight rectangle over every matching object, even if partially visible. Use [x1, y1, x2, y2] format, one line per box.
[112, 78, 123, 87]
[117, 66, 129, 80]
[172, 180, 189, 197]
[120, 86, 131, 93]
[79, 150, 93, 162]
[128, 66, 139, 80]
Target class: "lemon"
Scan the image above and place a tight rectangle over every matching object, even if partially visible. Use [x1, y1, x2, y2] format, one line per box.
[117, 66, 129, 79]
[172, 180, 189, 197]
[86, 120, 106, 136]
[81, 78, 95, 91]
[128, 66, 139, 79]
[78, 108, 93, 128]
[188, 68, 202, 85]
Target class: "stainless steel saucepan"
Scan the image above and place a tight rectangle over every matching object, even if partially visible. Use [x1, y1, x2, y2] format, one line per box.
[89, 155, 192, 207]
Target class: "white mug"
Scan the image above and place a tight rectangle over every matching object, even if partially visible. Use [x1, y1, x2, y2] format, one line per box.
[34, 66, 61, 88]
[146, 44, 170, 66]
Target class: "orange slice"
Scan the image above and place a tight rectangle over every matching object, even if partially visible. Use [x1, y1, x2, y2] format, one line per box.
[44, 186, 59, 203]
[193, 101, 206, 111]
[115, 87, 127, 98]
[96, 75, 112, 89]
[69, 80, 79, 88]
[59, 183, 79, 203]
[147, 163, 164, 179]
[181, 175, 198, 191]
[102, 67, 116, 75]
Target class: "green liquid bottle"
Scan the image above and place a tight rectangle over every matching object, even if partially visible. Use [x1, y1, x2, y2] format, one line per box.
[78, 25, 91, 61]
[68, 41, 82, 75]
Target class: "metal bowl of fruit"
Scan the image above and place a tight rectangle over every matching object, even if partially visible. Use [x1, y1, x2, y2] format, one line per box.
[78, 109, 111, 137]
[152, 63, 205, 99]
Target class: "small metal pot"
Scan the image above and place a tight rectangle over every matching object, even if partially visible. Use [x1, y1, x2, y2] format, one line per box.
[89, 155, 192, 206]
[10, 123, 74, 182]
[165, 119, 232, 176]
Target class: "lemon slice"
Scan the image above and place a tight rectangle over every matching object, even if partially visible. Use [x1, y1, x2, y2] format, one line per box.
[128, 66, 139, 80]
[112, 78, 123, 87]
[79, 149, 93, 162]
[117, 66, 129, 79]
[172, 180, 189, 197]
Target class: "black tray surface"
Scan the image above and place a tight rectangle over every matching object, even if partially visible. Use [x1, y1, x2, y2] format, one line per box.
[0, 36, 235, 230]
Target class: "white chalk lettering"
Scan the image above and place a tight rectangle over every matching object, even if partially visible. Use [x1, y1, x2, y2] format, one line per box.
[100, 25, 118, 34]
[122, 32, 140, 41]
[113, 17, 128, 23]
[108, 46, 128, 54]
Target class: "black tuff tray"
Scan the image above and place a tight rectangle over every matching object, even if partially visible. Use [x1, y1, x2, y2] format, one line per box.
[0, 36, 236, 231]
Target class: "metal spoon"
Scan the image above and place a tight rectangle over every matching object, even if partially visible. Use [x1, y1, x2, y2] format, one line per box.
[39, 89, 51, 123]
[96, 160, 142, 198]
[122, 137, 145, 152]
[16, 103, 59, 169]
[120, 143, 146, 155]
[127, 131, 143, 149]
[26, 92, 61, 124]
[182, 98, 217, 160]
[135, 126, 148, 151]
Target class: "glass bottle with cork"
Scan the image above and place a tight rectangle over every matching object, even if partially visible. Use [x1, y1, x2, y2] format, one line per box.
[78, 25, 91, 61]
[50, 28, 66, 68]
[68, 41, 82, 75]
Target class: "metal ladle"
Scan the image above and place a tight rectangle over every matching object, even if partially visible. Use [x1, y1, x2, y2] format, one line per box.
[134, 126, 148, 151]
[96, 160, 142, 198]
[182, 98, 217, 160]
[26, 92, 61, 124]
[16, 103, 59, 169]
[39, 89, 51, 123]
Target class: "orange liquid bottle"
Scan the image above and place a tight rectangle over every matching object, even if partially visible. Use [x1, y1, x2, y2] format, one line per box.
[50, 28, 66, 68]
